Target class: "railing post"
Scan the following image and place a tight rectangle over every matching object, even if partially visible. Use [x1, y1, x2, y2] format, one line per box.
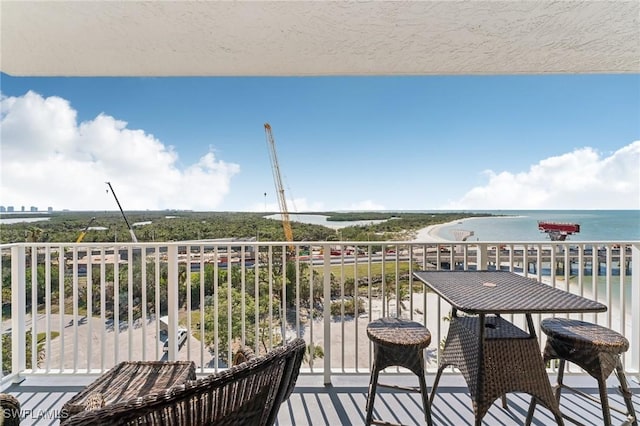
[11, 245, 26, 381]
[167, 244, 179, 360]
[323, 245, 332, 385]
[476, 243, 489, 270]
[631, 244, 639, 380]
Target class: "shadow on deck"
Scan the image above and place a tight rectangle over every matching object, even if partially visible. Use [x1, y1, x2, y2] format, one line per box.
[4, 373, 639, 425]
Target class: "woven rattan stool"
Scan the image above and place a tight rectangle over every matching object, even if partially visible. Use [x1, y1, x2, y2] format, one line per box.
[365, 317, 433, 426]
[526, 318, 637, 426]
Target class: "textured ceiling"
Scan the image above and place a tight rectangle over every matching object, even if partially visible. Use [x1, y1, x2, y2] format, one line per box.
[1, 1, 638, 77]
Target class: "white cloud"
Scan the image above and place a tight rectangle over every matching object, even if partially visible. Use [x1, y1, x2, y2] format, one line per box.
[1, 91, 240, 211]
[443, 141, 640, 210]
[3, 91, 637, 213]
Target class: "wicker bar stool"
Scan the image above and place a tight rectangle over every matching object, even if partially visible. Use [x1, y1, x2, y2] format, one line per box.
[365, 317, 433, 426]
[526, 318, 637, 426]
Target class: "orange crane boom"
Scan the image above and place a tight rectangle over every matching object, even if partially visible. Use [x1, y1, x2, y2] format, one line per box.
[264, 123, 293, 247]
[76, 217, 96, 243]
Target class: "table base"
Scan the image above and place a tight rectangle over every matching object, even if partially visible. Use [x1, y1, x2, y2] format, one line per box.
[430, 315, 564, 426]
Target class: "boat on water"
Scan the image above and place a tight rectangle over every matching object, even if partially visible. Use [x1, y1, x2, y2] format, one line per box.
[538, 221, 580, 241]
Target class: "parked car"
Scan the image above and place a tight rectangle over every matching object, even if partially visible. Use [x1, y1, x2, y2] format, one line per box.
[163, 328, 188, 352]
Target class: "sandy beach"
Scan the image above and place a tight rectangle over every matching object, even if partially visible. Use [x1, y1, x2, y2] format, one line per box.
[298, 294, 444, 371]
[410, 219, 461, 242]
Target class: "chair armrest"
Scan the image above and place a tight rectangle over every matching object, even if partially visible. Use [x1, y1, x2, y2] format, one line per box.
[0, 393, 21, 426]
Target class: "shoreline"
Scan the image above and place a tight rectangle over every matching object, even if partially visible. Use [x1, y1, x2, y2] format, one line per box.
[410, 218, 472, 242]
[409, 215, 529, 243]
[410, 223, 450, 242]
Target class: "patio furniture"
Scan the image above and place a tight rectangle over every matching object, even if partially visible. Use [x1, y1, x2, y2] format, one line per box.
[413, 270, 607, 426]
[61, 360, 196, 417]
[60, 337, 306, 426]
[0, 393, 21, 426]
[526, 318, 638, 426]
[365, 317, 433, 426]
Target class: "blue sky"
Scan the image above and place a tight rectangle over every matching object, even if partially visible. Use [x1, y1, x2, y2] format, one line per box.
[1, 73, 639, 211]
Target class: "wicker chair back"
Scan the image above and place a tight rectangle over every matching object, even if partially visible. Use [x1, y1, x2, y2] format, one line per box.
[60, 338, 306, 426]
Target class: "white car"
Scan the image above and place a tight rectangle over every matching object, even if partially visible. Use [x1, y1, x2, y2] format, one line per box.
[163, 328, 188, 352]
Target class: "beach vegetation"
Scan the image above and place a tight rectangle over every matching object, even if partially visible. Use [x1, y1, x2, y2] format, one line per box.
[0, 211, 491, 244]
[304, 343, 324, 367]
[2, 330, 56, 375]
[330, 297, 365, 317]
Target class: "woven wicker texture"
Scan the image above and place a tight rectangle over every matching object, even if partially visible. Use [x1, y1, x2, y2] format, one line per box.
[527, 318, 638, 426]
[366, 317, 433, 426]
[542, 317, 629, 355]
[414, 271, 607, 314]
[366, 317, 431, 349]
[0, 393, 21, 426]
[432, 315, 563, 425]
[60, 338, 306, 426]
[62, 360, 196, 416]
[414, 271, 612, 425]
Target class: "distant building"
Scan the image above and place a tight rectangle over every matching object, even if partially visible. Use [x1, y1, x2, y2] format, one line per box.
[30, 206, 38, 212]
[48, 207, 53, 213]
[0, 206, 5, 212]
[7, 206, 14, 212]
[21, 206, 25, 212]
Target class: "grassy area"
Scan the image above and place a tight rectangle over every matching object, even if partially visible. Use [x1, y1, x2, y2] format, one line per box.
[38, 330, 59, 343]
[314, 261, 416, 280]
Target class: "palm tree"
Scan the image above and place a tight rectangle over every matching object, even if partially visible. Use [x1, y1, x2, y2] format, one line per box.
[26, 227, 43, 242]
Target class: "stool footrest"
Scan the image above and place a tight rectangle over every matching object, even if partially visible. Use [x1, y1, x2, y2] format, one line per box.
[558, 384, 636, 418]
[377, 382, 421, 393]
[370, 419, 404, 426]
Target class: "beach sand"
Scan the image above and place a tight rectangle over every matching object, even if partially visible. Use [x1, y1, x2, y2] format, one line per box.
[410, 220, 459, 242]
[298, 293, 449, 371]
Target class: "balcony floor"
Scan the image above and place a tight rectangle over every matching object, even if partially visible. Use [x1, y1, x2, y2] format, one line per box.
[4, 373, 639, 425]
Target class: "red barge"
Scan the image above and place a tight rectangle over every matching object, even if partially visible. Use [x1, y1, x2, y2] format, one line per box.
[538, 221, 580, 241]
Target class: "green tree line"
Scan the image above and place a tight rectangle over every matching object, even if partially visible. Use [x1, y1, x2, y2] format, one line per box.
[0, 211, 491, 244]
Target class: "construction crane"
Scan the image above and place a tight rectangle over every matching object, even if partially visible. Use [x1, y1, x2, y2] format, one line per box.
[76, 217, 96, 243]
[105, 181, 138, 243]
[264, 123, 294, 250]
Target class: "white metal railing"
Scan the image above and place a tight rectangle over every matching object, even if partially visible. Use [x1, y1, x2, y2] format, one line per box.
[1, 241, 638, 384]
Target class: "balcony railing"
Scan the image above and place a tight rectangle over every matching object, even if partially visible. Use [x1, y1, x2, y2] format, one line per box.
[2, 241, 638, 385]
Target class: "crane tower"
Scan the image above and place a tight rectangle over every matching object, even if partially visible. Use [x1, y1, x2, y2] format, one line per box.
[264, 123, 294, 247]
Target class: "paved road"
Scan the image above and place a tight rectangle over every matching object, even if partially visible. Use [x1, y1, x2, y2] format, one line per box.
[6, 314, 164, 370]
[3, 313, 222, 371]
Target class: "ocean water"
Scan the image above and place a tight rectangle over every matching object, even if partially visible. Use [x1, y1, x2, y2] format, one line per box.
[276, 210, 639, 241]
[434, 210, 639, 242]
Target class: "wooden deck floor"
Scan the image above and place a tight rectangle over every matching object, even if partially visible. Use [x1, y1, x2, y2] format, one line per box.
[3, 373, 639, 425]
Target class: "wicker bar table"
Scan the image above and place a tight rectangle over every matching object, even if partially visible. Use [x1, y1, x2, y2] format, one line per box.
[413, 270, 606, 426]
[62, 360, 196, 417]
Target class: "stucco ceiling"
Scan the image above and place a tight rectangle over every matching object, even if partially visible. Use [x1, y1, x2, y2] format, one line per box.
[1, 1, 638, 77]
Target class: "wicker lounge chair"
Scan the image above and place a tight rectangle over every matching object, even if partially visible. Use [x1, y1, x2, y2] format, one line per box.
[60, 338, 306, 426]
[0, 393, 21, 426]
